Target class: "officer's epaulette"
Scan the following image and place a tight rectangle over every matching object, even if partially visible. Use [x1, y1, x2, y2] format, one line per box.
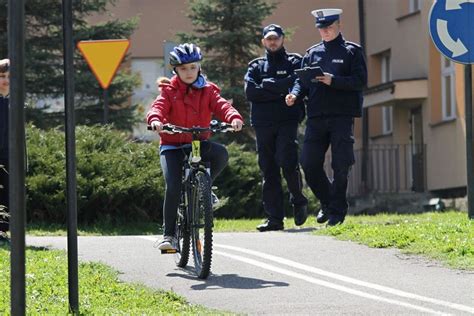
[344, 41, 362, 49]
[288, 52, 302, 59]
[248, 57, 265, 66]
[306, 42, 324, 52]
[288, 53, 302, 64]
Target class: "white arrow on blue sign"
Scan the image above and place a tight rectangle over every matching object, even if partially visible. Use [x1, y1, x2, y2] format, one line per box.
[429, 0, 474, 64]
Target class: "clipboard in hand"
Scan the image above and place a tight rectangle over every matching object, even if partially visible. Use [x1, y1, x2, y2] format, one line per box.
[294, 66, 324, 85]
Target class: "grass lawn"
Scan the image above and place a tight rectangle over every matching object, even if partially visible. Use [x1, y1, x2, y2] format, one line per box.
[26, 221, 159, 237]
[26, 216, 318, 236]
[315, 211, 474, 270]
[212, 211, 474, 270]
[0, 246, 219, 314]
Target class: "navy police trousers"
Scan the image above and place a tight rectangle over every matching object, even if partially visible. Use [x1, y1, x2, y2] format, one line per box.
[255, 122, 307, 223]
[301, 116, 355, 217]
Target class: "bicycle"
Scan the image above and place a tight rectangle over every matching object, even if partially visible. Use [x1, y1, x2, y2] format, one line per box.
[148, 120, 234, 279]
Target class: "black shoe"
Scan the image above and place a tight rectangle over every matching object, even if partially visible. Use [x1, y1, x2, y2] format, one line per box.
[327, 214, 345, 227]
[293, 204, 308, 226]
[316, 208, 329, 224]
[256, 220, 284, 232]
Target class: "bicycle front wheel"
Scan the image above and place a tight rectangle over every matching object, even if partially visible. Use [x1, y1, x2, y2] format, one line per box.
[189, 171, 213, 279]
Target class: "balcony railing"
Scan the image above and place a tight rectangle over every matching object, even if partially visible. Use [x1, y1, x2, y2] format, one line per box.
[323, 144, 426, 197]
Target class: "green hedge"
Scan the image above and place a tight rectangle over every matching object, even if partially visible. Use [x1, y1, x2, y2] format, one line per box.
[213, 143, 262, 218]
[25, 125, 318, 224]
[27, 125, 164, 224]
[215, 142, 320, 218]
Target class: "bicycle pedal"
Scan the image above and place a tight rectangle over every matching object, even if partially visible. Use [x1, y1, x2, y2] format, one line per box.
[161, 249, 178, 254]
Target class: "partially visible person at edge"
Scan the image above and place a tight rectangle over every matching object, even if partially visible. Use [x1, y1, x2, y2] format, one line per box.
[244, 24, 308, 232]
[0, 59, 10, 245]
[286, 9, 367, 226]
[146, 43, 244, 250]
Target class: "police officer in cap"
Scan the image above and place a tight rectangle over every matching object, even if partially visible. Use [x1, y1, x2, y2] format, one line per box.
[245, 24, 308, 232]
[286, 9, 367, 226]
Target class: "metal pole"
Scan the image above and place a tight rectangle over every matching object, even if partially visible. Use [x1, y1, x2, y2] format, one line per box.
[465, 65, 473, 219]
[62, 0, 79, 313]
[8, 0, 26, 314]
[103, 89, 108, 124]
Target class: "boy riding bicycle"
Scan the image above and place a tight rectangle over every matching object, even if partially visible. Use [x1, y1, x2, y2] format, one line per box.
[146, 43, 243, 251]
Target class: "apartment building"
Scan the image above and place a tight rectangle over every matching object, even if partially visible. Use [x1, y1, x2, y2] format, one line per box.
[92, 0, 473, 200]
[357, 0, 474, 200]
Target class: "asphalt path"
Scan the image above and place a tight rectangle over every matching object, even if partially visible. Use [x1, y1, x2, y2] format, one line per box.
[27, 231, 474, 315]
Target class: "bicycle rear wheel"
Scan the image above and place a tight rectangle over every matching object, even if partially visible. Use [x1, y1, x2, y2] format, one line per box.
[190, 171, 213, 279]
[174, 190, 190, 267]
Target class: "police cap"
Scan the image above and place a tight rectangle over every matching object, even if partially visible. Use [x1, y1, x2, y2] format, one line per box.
[311, 8, 343, 28]
[263, 24, 284, 39]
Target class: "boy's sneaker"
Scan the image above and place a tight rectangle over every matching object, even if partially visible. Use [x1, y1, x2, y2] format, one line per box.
[157, 236, 175, 251]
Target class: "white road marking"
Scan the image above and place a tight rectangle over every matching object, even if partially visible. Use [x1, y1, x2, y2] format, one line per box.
[139, 236, 469, 314]
[214, 243, 474, 314]
[214, 250, 449, 315]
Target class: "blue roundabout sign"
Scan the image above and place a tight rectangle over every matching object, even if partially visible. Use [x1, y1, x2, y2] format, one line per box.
[429, 0, 474, 64]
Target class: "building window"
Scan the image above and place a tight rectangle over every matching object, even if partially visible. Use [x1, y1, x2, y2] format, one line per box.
[441, 57, 456, 120]
[382, 106, 393, 134]
[381, 52, 391, 84]
[409, 0, 420, 13]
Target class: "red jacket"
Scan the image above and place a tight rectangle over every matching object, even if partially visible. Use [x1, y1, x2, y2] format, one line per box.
[146, 75, 243, 146]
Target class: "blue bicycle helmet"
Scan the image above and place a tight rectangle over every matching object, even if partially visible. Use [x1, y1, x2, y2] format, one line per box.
[169, 43, 203, 66]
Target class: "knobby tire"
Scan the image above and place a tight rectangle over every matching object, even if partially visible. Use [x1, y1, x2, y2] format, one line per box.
[190, 171, 213, 279]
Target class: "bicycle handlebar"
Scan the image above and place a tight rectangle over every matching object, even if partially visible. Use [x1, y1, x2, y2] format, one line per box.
[147, 119, 236, 134]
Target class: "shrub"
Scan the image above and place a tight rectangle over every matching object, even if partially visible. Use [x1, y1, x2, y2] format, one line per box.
[214, 142, 320, 218]
[25, 125, 318, 223]
[213, 143, 262, 218]
[26, 125, 164, 224]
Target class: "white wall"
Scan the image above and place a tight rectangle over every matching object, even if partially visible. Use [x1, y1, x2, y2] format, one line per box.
[131, 58, 165, 141]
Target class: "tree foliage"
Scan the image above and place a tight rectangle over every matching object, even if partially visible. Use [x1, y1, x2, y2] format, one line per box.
[177, 0, 277, 143]
[0, 0, 140, 130]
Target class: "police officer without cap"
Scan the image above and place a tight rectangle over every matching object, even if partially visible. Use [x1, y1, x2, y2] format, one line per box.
[286, 9, 367, 226]
[245, 24, 308, 232]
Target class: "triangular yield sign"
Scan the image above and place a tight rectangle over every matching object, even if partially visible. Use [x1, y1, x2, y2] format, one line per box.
[77, 39, 130, 89]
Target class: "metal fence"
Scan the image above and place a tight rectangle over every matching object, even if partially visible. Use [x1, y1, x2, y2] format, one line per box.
[323, 144, 426, 197]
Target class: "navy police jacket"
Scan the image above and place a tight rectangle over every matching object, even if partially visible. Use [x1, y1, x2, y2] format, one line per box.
[244, 47, 304, 126]
[0, 96, 8, 160]
[291, 33, 367, 118]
